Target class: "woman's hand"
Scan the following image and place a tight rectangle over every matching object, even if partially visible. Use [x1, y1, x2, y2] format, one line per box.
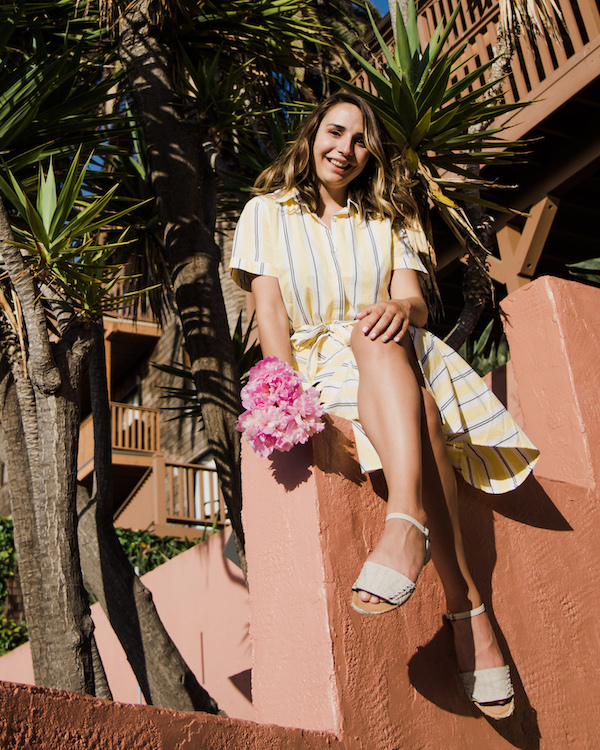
[357, 299, 412, 343]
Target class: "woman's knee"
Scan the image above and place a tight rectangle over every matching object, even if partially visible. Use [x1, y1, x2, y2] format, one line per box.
[351, 324, 411, 366]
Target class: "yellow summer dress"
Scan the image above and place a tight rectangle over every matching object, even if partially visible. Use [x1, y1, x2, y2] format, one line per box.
[230, 190, 539, 493]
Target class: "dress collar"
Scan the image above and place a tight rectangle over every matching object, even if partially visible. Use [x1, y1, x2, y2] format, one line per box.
[272, 188, 358, 214]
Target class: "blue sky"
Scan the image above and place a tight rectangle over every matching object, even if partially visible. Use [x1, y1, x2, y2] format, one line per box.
[371, 0, 390, 16]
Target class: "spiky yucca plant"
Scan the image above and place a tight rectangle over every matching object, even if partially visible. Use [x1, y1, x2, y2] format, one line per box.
[334, 1, 528, 253]
[0, 155, 148, 320]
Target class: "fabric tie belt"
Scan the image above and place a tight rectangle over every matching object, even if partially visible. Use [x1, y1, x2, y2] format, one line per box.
[290, 320, 356, 385]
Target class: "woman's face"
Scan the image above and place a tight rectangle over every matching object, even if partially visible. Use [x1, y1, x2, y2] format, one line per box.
[311, 102, 371, 204]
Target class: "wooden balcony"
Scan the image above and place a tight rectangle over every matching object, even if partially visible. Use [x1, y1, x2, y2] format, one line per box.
[78, 402, 161, 479]
[355, 0, 600, 315]
[416, 0, 600, 139]
[103, 278, 160, 325]
[77, 402, 226, 537]
[114, 457, 227, 540]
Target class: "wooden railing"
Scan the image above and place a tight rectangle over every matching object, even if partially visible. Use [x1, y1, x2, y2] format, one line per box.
[78, 402, 161, 472]
[163, 461, 226, 528]
[115, 456, 228, 535]
[417, 0, 600, 105]
[111, 403, 160, 453]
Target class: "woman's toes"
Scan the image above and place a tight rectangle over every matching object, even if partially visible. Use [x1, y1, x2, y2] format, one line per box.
[358, 589, 382, 604]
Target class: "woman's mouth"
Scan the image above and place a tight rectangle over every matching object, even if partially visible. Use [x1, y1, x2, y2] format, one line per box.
[328, 158, 351, 171]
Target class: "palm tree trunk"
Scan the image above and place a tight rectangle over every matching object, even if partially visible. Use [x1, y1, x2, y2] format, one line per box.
[0, 199, 96, 693]
[77, 322, 219, 713]
[118, 0, 246, 574]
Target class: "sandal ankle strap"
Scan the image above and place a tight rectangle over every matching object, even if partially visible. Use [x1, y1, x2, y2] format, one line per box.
[385, 512, 429, 538]
[445, 602, 486, 621]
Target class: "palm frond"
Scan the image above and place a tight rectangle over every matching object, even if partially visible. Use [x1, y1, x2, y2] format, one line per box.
[336, 0, 530, 252]
[499, 0, 564, 42]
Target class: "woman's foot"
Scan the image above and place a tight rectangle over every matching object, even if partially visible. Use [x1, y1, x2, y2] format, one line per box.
[353, 513, 429, 608]
[446, 604, 515, 719]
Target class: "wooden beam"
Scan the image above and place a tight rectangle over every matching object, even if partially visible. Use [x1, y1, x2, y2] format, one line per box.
[488, 196, 560, 293]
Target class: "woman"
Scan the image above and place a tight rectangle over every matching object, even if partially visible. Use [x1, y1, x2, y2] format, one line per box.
[230, 92, 538, 719]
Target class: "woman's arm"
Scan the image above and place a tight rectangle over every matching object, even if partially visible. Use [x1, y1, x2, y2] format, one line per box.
[250, 274, 293, 365]
[357, 268, 428, 343]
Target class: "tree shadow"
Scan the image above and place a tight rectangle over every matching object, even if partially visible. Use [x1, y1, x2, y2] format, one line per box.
[409, 624, 541, 749]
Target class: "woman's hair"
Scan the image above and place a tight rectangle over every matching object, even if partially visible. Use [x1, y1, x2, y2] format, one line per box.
[253, 91, 416, 224]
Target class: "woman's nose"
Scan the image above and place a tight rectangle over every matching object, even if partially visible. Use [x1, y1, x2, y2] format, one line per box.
[337, 138, 353, 156]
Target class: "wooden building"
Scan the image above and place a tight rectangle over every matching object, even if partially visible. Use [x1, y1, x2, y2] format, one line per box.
[76, 233, 245, 540]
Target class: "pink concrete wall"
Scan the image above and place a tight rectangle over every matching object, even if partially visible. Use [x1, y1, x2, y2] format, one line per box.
[242, 276, 600, 748]
[0, 528, 252, 720]
[0, 681, 340, 749]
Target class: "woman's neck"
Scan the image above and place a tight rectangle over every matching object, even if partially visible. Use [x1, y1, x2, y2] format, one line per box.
[317, 187, 348, 228]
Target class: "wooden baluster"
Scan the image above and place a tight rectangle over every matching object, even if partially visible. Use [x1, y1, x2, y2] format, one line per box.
[177, 467, 184, 519]
[197, 469, 206, 524]
[184, 467, 191, 519]
[577, 0, 600, 39]
[558, 0, 586, 51]
[168, 464, 175, 518]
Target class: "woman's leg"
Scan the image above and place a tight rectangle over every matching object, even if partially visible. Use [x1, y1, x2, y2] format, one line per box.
[350, 326, 429, 602]
[351, 326, 507, 672]
[420, 390, 506, 674]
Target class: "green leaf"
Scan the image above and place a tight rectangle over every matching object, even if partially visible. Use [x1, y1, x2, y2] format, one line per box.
[393, 1, 414, 84]
[409, 108, 432, 149]
[37, 159, 57, 232]
[49, 148, 89, 237]
[429, 4, 462, 61]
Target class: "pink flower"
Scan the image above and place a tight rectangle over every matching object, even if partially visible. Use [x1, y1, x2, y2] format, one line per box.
[241, 357, 302, 410]
[237, 358, 325, 458]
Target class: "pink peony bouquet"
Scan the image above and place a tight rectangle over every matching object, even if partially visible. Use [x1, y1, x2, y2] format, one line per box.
[237, 357, 325, 458]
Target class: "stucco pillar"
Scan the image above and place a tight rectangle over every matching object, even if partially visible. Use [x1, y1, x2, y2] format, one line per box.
[242, 275, 600, 749]
[501, 275, 600, 488]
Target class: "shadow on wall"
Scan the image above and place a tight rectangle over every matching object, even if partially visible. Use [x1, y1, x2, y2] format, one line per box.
[409, 474, 568, 750]
[263, 417, 570, 749]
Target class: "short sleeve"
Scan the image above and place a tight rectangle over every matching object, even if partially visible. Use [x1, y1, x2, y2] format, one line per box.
[391, 224, 428, 275]
[229, 196, 279, 292]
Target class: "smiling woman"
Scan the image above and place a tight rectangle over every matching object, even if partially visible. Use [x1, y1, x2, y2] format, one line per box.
[230, 92, 538, 721]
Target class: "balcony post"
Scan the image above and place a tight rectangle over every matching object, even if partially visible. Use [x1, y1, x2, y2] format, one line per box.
[152, 453, 167, 529]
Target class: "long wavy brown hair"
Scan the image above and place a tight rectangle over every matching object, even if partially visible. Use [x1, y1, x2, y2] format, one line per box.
[253, 92, 416, 224]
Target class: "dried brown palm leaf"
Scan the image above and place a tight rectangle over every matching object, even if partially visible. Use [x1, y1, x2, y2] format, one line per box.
[99, 0, 200, 31]
[498, 0, 564, 43]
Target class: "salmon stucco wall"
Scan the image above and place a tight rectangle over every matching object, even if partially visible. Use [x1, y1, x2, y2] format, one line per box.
[1, 276, 599, 749]
[0, 528, 252, 720]
[0, 681, 341, 750]
[243, 276, 600, 749]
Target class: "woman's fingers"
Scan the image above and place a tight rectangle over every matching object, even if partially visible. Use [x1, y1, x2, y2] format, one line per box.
[358, 301, 409, 342]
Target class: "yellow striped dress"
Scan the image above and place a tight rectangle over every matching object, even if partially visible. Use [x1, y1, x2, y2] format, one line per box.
[230, 190, 539, 493]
